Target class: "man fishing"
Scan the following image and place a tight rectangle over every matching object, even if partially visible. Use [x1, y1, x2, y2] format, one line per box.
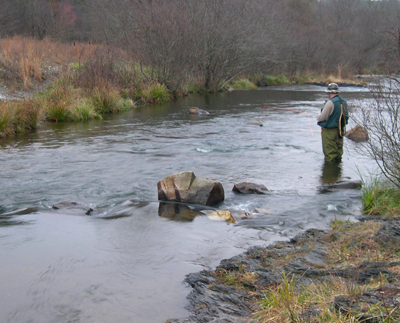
[317, 83, 349, 162]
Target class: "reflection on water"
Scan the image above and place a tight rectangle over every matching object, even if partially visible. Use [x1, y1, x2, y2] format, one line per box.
[0, 86, 376, 323]
[158, 202, 203, 222]
[320, 161, 343, 184]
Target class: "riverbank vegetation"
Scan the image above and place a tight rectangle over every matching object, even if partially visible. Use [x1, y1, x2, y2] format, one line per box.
[255, 221, 400, 323]
[2, 0, 400, 137]
[361, 178, 400, 217]
[209, 219, 400, 323]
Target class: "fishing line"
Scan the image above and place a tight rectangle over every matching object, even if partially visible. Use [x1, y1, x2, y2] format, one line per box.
[264, 105, 315, 137]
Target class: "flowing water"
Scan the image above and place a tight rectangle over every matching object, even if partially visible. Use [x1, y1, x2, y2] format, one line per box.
[0, 85, 377, 323]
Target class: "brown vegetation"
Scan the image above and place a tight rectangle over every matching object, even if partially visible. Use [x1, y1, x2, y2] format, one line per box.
[2, 0, 400, 91]
[2, 1, 400, 138]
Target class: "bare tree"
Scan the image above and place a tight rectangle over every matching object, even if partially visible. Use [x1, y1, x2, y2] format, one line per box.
[354, 78, 400, 188]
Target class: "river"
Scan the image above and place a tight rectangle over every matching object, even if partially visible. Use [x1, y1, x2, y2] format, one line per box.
[0, 84, 377, 323]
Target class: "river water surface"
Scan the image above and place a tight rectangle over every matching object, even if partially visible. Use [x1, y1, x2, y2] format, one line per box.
[0, 85, 377, 323]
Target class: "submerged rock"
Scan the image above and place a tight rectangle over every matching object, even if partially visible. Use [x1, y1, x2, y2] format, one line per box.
[201, 209, 236, 223]
[253, 208, 272, 216]
[232, 182, 269, 194]
[52, 201, 94, 215]
[318, 180, 362, 191]
[248, 120, 263, 126]
[157, 171, 224, 206]
[189, 107, 209, 115]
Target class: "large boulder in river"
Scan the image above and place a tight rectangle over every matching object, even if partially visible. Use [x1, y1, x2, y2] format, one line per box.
[157, 171, 224, 206]
[232, 182, 269, 194]
[345, 125, 368, 142]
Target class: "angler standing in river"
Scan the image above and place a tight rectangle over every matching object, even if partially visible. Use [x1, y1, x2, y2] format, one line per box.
[317, 83, 349, 162]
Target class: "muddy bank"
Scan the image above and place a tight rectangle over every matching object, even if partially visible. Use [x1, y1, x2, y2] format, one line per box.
[168, 217, 400, 323]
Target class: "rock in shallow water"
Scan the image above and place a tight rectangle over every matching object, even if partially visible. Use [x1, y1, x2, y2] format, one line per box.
[52, 201, 94, 215]
[189, 107, 209, 115]
[157, 171, 224, 206]
[232, 182, 268, 194]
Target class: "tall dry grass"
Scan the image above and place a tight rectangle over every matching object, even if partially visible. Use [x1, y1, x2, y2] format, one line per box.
[0, 36, 96, 89]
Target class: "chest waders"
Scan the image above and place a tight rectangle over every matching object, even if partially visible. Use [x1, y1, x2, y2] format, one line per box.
[319, 96, 349, 162]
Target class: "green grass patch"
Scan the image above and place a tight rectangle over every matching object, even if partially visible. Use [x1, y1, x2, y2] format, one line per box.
[230, 78, 257, 90]
[265, 75, 292, 85]
[361, 178, 400, 217]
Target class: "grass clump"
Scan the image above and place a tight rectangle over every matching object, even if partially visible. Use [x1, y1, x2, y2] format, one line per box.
[361, 178, 400, 217]
[215, 268, 258, 288]
[265, 75, 291, 85]
[230, 78, 258, 90]
[140, 83, 172, 103]
[0, 100, 40, 137]
[69, 99, 101, 122]
[90, 87, 121, 114]
[35, 80, 76, 122]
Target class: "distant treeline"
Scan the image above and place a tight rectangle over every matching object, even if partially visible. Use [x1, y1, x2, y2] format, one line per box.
[1, 0, 400, 91]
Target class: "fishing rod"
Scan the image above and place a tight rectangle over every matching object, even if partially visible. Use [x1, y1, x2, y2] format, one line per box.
[263, 105, 315, 137]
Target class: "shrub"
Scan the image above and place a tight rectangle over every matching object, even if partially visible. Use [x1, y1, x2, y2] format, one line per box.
[354, 78, 400, 189]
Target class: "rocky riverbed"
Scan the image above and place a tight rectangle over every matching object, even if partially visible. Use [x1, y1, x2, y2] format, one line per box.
[168, 217, 400, 323]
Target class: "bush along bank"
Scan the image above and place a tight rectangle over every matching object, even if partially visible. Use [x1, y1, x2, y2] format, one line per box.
[168, 217, 400, 323]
